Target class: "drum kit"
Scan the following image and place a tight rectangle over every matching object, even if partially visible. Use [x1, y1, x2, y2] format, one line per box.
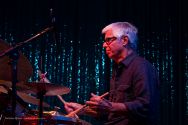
[0, 28, 84, 125]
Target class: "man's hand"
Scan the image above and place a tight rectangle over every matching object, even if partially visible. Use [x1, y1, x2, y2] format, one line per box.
[64, 102, 84, 114]
[86, 93, 112, 112]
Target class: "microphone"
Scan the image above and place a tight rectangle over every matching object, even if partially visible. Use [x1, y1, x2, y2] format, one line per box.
[50, 8, 56, 27]
[50, 8, 61, 54]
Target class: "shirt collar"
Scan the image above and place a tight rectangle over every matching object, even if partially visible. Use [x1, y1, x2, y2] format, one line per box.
[120, 52, 137, 67]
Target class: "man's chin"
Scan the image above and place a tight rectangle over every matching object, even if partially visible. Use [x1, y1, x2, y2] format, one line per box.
[107, 54, 114, 59]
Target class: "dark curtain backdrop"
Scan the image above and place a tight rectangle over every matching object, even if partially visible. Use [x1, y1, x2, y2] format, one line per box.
[0, 0, 187, 125]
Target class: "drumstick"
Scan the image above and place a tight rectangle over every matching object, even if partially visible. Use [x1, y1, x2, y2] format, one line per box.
[66, 92, 109, 117]
[57, 95, 67, 104]
[57, 94, 83, 118]
[99, 92, 109, 98]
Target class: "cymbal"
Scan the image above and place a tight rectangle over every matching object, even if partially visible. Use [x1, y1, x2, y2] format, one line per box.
[0, 80, 70, 96]
[18, 82, 71, 96]
[0, 86, 8, 94]
[17, 91, 50, 107]
[0, 39, 33, 81]
[0, 79, 28, 91]
[0, 80, 50, 107]
[0, 79, 12, 87]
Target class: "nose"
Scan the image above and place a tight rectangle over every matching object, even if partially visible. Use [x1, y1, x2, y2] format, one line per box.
[103, 42, 108, 48]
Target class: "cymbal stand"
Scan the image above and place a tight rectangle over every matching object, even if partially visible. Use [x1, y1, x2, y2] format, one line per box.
[9, 50, 19, 125]
[37, 89, 46, 125]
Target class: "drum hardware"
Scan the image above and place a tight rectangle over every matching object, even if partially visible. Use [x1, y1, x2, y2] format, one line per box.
[0, 32, 84, 124]
[18, 81, 70, 125]
[0, 27, 53, 124]
[0, 79, 71, 125]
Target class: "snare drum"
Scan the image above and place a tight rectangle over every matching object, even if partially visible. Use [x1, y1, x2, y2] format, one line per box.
[50, 115, 80, 125]
[20, 111, 81, 125]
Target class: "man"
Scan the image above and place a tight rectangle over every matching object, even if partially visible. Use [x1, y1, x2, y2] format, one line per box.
[65, 22, 160, 125]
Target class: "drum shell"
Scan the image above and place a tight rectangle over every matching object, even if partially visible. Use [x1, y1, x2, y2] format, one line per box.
[20, 114, 81, 125]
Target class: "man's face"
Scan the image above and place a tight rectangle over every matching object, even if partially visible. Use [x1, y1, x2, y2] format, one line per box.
[103, 30, 125, 59]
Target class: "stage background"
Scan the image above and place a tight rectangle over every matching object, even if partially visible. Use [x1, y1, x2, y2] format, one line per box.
[0, 0, 187, 125]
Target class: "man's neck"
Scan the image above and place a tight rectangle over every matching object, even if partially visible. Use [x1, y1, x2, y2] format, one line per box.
[114, 49, 133, 64]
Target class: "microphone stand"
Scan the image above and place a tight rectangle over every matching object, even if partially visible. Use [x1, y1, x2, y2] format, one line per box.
[0, 26, 53, 125]
[0, 27, 53, 58]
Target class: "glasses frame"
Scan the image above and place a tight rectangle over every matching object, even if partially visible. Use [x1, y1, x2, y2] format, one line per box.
[104, 36, 117, 45]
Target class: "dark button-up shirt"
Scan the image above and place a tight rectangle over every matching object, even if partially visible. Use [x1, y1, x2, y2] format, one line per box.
[105, 52, 160, 125]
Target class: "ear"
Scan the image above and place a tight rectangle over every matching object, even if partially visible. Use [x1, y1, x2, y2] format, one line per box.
[122, 36, 129, 46]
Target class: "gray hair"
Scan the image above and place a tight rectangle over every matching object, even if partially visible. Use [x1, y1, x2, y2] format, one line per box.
[102, 22, 138, 50]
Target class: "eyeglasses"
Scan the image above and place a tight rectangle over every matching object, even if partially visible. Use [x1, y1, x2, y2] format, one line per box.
[104, 37, 117, 45]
